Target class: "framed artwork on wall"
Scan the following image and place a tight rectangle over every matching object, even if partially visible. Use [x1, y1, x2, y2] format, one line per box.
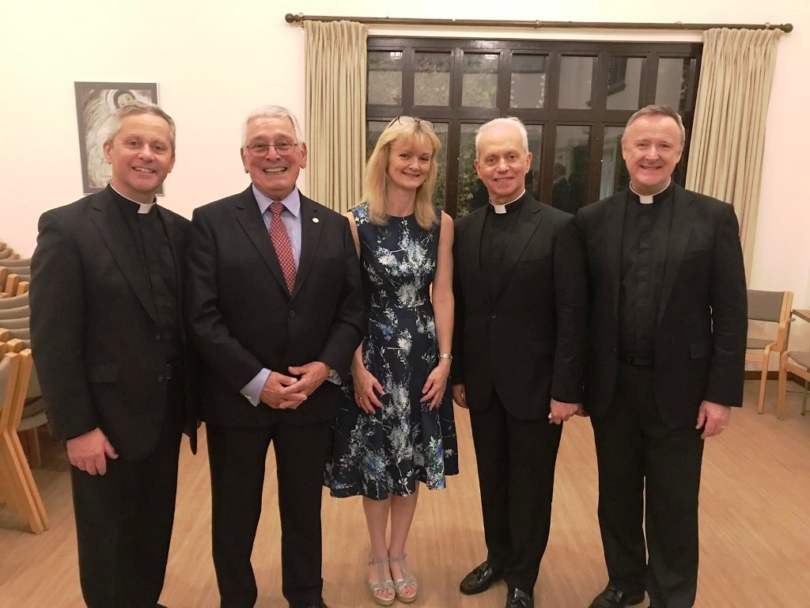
[73, 82, 160, 194]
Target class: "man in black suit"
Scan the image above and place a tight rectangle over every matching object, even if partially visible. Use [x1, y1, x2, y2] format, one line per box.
[576, 105, 747, 608]
[31, 101, 196, 608]
[451, 117, 588, 608]
[187, 105, 363, 608]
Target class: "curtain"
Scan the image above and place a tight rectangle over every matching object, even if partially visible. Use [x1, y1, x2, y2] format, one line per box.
[686, 28, 783, 277]
[304, 21, 367, 213]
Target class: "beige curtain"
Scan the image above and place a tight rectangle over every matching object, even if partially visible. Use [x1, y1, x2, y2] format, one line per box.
[685, 28, 783, 276]
[304, 21, 367, 213]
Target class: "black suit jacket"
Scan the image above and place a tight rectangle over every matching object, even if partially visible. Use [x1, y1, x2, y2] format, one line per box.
[574, 184, 747, 427]
[187, 187, 364, 427]
[451, 195, 588, 419]
[30, 186, 198, 461]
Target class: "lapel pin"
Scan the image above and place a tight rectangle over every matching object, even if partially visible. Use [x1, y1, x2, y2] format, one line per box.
[312, 217, 320, 223]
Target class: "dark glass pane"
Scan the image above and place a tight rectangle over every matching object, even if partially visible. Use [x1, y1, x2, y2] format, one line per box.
[366, 120, 389, 160]
[368, 51, 402, 105]
[606, 57, 644, 111]
[525, 124, 543, 198]
[656, 58, 690, 114]
[462, 53, 499, 108]
[559, 56, 594, 109]
[431, 122, 449, 208]
[457, 124, 485, 217]
[510, 54, 546, 109]
[601, 126, 630, 199]
[553, 125, 590, 213]
[415, 52, 451, 106]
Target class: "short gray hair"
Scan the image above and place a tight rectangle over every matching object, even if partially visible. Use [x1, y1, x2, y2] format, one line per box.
[241, 105, 305, 147]
[624, 104, 686, 147]
[475, 117, 529, 158]
[105, 100, 176, 153]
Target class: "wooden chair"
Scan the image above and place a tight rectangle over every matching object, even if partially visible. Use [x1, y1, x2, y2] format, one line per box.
[0, 327, 30, 342]
[3, 270, 30, 298]
[0, 257, 31, 268]
[0, 311, 46, 466]
[0, 306, 29, 320]
[777, 310, 810, 420]
[745, 290, 793, 414]
[0, 349, 48, 533]
[0, 293, 28, 309]
[0, 317, 28, 330]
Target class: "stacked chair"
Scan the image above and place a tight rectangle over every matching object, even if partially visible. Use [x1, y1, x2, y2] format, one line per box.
[0, 293, 48, 466]
[0, 242, 31, 297]
[0, 243, 50, 533]
[0, 349, 48, 533]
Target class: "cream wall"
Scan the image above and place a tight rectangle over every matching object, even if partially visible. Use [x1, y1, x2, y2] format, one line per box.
[2, 0, 808, 311]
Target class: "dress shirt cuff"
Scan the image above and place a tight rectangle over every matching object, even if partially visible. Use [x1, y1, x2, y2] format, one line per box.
[242, 368, 271, 406]
[326, 368, 342, 386]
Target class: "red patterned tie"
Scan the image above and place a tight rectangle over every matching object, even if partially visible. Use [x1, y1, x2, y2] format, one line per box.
[269, 202, 296, 292]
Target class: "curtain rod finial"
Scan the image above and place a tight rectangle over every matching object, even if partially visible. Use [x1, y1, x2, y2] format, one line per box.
[285, 13, 303, 24]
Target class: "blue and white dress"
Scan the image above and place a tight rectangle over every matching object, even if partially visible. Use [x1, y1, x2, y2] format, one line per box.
[326, 203, 459, 500]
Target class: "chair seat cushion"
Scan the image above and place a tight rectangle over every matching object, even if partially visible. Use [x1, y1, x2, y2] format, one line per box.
[788, 351, 810, 370]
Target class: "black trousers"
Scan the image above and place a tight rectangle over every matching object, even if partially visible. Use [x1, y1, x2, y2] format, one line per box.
[591, 362, 704, 608]
[71, 390, 182, 608]
[469, 390, 562, 592]
[206, 419, 332, 608]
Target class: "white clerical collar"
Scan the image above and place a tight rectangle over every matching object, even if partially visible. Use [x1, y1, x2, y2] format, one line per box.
[111, 185, 157, 214]
[630, 180, 671, 205]
[489, 189, 526, 214]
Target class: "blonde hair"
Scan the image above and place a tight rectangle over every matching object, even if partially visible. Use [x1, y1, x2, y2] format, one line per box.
[363, 117, 442, 230]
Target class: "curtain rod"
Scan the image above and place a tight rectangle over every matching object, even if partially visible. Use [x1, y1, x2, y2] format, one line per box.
[284, 13, 793, 33]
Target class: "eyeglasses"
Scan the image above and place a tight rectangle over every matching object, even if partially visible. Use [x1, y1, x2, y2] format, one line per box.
[387, 116, 435, 131]
[245, 141, 299, 156]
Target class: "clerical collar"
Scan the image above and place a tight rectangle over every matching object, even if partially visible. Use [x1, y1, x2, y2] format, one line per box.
[110, 185, 157, 214]
[488, 190, 526, 215]
[629, 180, 672, 205]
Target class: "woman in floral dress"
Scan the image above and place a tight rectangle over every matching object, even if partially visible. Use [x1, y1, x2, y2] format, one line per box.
[326, 117, 458, 605]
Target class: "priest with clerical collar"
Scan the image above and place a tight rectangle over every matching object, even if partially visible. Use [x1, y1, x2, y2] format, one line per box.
[31, 100, 196, 608]
[575, 105, 747, 608]
[452, 117, 588, 608]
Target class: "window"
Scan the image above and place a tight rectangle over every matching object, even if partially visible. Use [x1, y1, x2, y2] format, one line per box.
[367, 38, 702, 217]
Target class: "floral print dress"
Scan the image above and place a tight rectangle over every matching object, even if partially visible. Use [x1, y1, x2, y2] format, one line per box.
[326, 203, 459, 500]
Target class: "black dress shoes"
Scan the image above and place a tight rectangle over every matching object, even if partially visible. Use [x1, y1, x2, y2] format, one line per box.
[506, 588, 534, 608]
[459, 560, 504, 595]
[588, 584, 645, 608]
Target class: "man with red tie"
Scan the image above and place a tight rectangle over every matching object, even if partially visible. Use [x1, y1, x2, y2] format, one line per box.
[187, 105, 364, 608]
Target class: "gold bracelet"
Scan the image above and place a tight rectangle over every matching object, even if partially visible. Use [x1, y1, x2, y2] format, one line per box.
[438, 353, 453, 360]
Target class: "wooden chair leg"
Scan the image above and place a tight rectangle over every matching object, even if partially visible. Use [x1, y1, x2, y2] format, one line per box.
[12, 431, 48, 529]
[26, 428, 41, 468]
[757, 349, 770, 414]
[777, 354, 788, 420]
[0, 430, 45, 533]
